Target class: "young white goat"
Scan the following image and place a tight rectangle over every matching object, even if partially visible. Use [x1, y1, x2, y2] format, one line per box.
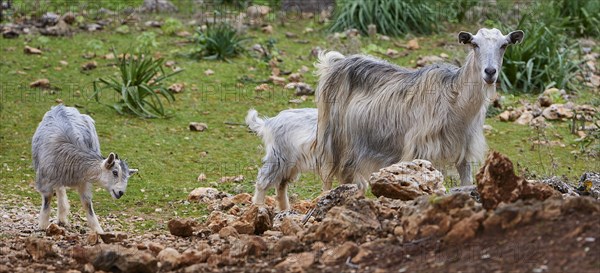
[314, 28, 524, 189]
[246, 108, 329, 211]
[32, 105, 137, 232]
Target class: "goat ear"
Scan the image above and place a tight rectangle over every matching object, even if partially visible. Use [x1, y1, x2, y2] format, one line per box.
[129, 169, 138, 176]
[103, 153, 116, 169]
[458, 31, 473, 44]
[508, 30, 524, 44]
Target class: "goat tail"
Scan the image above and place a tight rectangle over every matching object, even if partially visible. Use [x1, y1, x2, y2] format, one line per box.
[313, 51, 346, 185]
[245, 109, 265, 135]
[315, 51, 345, 77]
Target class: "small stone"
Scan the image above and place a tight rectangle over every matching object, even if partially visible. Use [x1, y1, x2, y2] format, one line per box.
[168, 218, 196, 237]
[321, 242, 359, 265]
[288, 73, 302, 82]
[2, 29, 19, 39]
[273, 235, 299, 255]
[231, 220, 254, 235]
[81, 61, 98, 71]
[386, 48, 400, 58]
[515, 111, 533, 125]
[176, 31, 191, 37]
[24, 46, 43, 55]
[87, 232, 99, 245]
[30, 79, 51, 89]
[188, 187, 220, 202]
[157, 248, 181, 270]
[204, 69, 214, 76]
[218, 226, 239, 239]
[168, 83, 184, 93]
[407, 39, 420, 50]
[59, 60, 69, 66]
[269, 75, 287, 86]
[83, 263, 94, 273]
[25, 238, 55, 261]
[45, 223, 65, 236]
[275, 252, 314, 270]
[255, 83, 270, 92]
[197, 173, 207, 182]
[538, 95, 552, 107]
[99, 232, 127, 243]
[285, 32, 297, 38]
[280, 217, 302, 236]
[148, 242, 165, 255]
[189, 122, 208, 132]
[261, 25, 273, 34]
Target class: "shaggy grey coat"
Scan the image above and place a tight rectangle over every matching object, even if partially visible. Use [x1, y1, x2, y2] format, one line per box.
[314, 28, 523, 188]
[32, 104, 137, 232]
[246, 108, 328, 210]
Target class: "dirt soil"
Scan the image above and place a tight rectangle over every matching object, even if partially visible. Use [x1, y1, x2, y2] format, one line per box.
[1, 153, 599, 273]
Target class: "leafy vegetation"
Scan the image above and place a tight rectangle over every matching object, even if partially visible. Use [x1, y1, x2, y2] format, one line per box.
[554, 0, 600, 37]
[162, 18, 184, 36]
[136, 31, 159, 54]
[92, 51, 182, 118]
[499, 4, 582, 93]
[193, 23, 249, 61]
[329, 0, 439, 36]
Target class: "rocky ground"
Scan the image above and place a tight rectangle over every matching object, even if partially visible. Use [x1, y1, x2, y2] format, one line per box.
[0, 152, 599, 273]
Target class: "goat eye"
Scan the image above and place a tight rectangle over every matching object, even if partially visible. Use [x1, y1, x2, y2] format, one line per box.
[472, 43, 479, 49]
[112, 170, 118, 176]
[500, 44, 507, 50]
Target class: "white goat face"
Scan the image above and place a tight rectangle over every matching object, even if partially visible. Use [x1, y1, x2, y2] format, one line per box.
[99, 152, 138, 199]
[459, 28, 524, 84]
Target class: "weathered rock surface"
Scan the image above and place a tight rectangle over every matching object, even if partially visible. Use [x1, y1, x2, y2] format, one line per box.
[168, 218, 196, 237]
[476, 151, 560, 210]
[370, 159, 446, 200]
[70, 245, 158, 273]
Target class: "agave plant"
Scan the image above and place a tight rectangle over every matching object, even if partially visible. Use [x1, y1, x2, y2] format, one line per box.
[92, 50, 182, 118]
[194, 23, 249, 61]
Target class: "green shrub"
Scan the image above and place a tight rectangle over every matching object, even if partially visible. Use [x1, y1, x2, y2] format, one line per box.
[500, 6, 582, 93]
[136, 32, 159, 54]
[554, 0, 600, 37]
[329, 0, 438, 36]
[162, 18, 184, 36]
[193, 24, 249, 61]
[92, 51, 182, 118]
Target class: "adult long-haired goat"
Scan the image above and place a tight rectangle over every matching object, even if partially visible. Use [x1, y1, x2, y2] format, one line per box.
[314, 28, 524, 188]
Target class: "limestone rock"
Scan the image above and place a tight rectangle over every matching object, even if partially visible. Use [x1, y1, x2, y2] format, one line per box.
[99, 232, 127, 243]
[369, 159, 445, 200]
[542, 104, 573, 120]
[157, 248, 181, 270]
[168, 218, 196, 237]
[476, 151, 560, 210]
[140, 0, 178, 13]
[310, 184, 362, 221]
[74, 244, 157, 273]
[25, 238, 56, 261]
[515, 111, 533, 125]
[321, 242, 359, 265]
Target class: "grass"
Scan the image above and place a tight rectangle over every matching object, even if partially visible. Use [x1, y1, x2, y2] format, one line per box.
[0, 16, 597, 232]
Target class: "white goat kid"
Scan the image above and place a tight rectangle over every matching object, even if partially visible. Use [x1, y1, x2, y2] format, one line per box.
[246, 108, 328, 211]
[32, 105, 137, 232]
[314, 28, 524, 188]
